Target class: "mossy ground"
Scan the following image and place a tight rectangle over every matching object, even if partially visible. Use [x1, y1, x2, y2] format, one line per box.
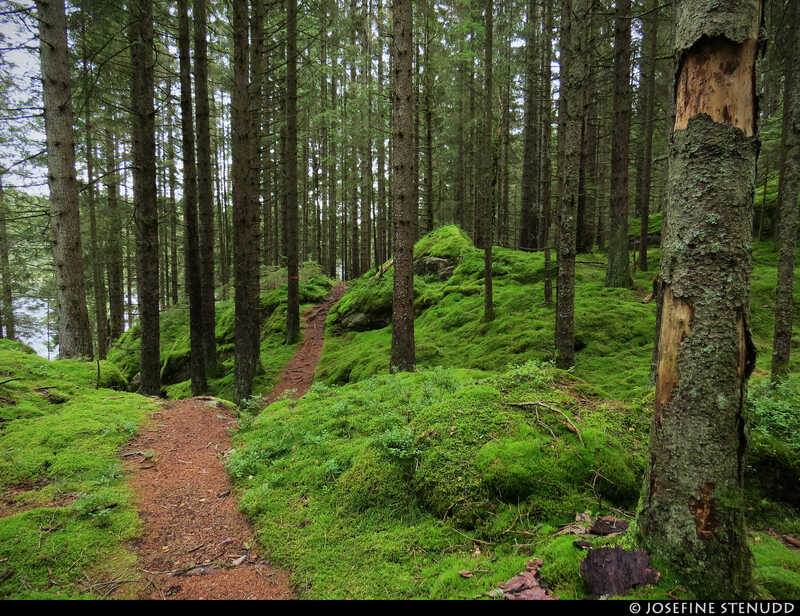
[234, 225, 800, 599]
[0, 343, 156, 598]
[232, 360, 800, 599]
[318, 227, 799, 400]
[108, 265, 334, 403]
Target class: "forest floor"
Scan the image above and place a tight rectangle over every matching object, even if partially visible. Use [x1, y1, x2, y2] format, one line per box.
[124, 284, 345, 600]
[261, 282, 346, 406]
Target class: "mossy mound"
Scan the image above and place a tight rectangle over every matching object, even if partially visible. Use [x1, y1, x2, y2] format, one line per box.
[230, 361, 655, 599]
[326, 274, 433, 334]
[413, 224, 474, 261]
[318, 234, 798, 404]
[0, 346, 155, 599]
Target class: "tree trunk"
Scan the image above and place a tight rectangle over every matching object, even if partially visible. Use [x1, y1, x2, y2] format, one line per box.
[606, 0, 633, 288]
[0, 174, 14, 340]
[541, 0, 553, 306]
[179, 0, 207, 395]
[637, 0, 762, 597]
[84, 121, 108, 359]
[482, 0, 495, 323]
[390, 0, 415, 373]
[555, 0, 587, 369]
[194, 0, 218, 375]
[519, 0, 539, 252]
[36, 0, 93, 360]
[285, 0, 300, 344]
[771, 0, 799, 379]
[637, 0, 659, 272]
[104, 128, 124, 343]
[232, 0, 260, 402]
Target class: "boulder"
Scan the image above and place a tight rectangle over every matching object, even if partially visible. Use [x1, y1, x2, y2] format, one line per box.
[414, 256, 456, 281]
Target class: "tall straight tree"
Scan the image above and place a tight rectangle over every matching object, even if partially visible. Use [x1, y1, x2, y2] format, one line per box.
[194, 0, 218, 376]
[771, 0, 799, 379]
[555, 0, 588, 369]
[481, 0, 495, 322]
[0, 173, 13, 340]
[36, 0, 93, 360]
[637, 0, 762, 597]
[606, 0, 632, 288]
[540, 0, 553, 306]
[286, 0, 300, 344]
[232, 0, 261, 403]
[636, 0, 659, 272]
[390, 0, 415, 373]
[129, 0, 160, 393]
[519, 0, 538, 252]
[178, 0, 207, 395]
[104, 126, 124, 343]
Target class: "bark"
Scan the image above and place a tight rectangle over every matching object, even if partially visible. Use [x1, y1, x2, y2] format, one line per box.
[390, 0, 415, 373]
[130, 0, 160, 393]
[329, 68, 338, 279]
[232, 0, 260, 402]
[519, 0, 539, 252]
[104, 128, 124, 343]
[194, 0, 218, 375]
[179, 0, 207, 395]
[376, 0, 387, 265]
[0, 174, 14, 340]
[286, 0, 300, 344]
[771, 0, 799, 379]
[167, 114, 179, 306]
[84, 121, 108, 359]
[637, 0, 659, 272]
[361, 0, 373, 273]
[541, 0, 553, 306]
[555, 0, 588, 369]
[637, 0, 762, 597]
[482, 0, 495, 323]
[606, 0, 633, 288]
[422, 0, 434, 237]
[36, 0, 93, 360]
[576, 10, 595, 254]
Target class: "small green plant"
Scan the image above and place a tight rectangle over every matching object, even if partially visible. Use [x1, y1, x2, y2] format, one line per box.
[376, 426, 421, 462]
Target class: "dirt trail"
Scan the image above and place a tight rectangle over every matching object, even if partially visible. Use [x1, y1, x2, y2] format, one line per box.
[124, 284, 345, 600]
[261, 282, 346, 405]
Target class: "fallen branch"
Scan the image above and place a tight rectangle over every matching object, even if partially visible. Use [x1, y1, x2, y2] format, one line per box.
[0, 378, 20, 386]
[374, 259, 394, 278]
[506, 401, 584, 446]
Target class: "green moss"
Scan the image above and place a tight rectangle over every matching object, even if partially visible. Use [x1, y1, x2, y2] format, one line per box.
[413, 224, 474, 261]
[108, 275, 333, 402]
[0, 347, 155, 599]
[752, 533, 800, 599]
[335, 446, 410, 513]
[230, 362, 658, 599]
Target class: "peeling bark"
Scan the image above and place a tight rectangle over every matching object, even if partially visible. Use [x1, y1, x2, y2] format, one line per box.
[637, 0, 762, 598]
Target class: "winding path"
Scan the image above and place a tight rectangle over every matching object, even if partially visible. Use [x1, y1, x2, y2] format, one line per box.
[123, 283, 345, 600]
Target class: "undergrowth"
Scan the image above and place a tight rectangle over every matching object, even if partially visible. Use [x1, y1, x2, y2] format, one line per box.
[231, 361, 800, 599]
[0, 345, 155, 599]
[235, 225, 799, 599]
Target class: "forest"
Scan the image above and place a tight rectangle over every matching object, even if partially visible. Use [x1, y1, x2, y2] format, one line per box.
[0, 0, 798, 602]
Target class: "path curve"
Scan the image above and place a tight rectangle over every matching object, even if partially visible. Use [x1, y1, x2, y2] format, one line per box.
[123, 283, 346, 600]
[261, 281, 346, 406]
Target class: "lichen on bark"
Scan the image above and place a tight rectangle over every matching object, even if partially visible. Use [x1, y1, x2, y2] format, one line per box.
[638, 114, 758, 597]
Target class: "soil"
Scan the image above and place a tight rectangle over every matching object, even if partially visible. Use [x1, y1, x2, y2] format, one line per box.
[0, 481, 78, 519]
[123, 284, 346, 600]
[261, 282, 346, 406]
